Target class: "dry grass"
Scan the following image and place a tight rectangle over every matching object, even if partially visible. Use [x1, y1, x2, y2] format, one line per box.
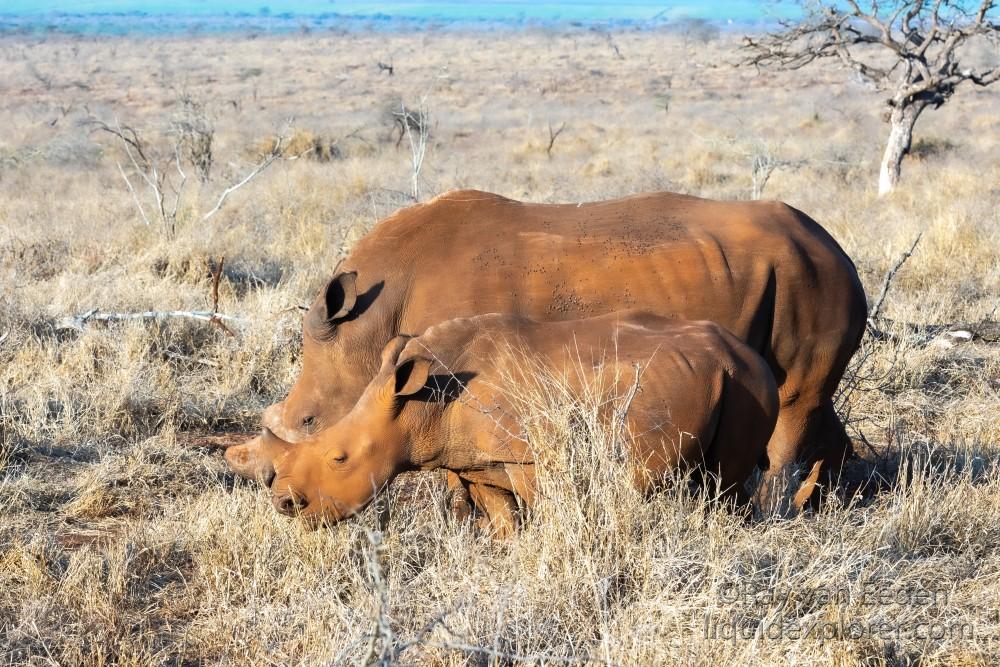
[1, 27, 998, 665]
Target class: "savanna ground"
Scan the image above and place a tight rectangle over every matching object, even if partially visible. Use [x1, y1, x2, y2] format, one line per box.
[1, 24, 999, 666]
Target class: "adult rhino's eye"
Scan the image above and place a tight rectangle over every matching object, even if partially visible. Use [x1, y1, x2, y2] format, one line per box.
[331, 453, 347, 464]
[301, 416, 316, 430]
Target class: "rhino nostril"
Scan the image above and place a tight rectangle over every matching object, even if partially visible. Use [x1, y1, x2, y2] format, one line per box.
[274, 494, 307, 516]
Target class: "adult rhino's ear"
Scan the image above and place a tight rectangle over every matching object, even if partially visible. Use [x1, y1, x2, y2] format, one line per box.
[322, 271, 357, 321]
[306, 271, 357, 337]
[393, 356, 432, 397]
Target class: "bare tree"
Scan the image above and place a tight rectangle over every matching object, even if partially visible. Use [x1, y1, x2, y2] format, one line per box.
[743, 1, 1000, 195]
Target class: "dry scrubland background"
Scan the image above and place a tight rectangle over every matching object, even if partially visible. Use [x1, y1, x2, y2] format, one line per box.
[1, 27, 999, 665]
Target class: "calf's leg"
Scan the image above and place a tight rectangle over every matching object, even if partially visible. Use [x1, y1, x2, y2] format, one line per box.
[468, 483, 519, 538]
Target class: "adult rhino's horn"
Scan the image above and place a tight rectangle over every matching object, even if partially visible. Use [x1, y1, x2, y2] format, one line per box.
[305, 271, 358, 338]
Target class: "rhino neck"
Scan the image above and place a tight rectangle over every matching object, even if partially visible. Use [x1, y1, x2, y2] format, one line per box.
[400, 367, 531, 479]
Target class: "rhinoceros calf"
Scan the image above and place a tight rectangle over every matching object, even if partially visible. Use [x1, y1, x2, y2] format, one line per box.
[262, 311, 779, 534]
[226, 189, 866, 505]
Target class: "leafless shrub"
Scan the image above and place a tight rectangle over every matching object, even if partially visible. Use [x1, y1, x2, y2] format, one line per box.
[675, 18, 721, 45]
[260, 127, 367, 162]
[692, 132, 805, 199]
[748, 139, 781, 200]
[89, 115, 292, 234]
[171, 94, 214, 183]
[382, 98, 428, 148]
[605, 32, 624, 59]
[400, 98, 429, 201]
[911, 136, 959, 161]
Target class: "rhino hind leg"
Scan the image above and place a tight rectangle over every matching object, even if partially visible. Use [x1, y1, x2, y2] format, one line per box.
[801, 399, 854, 507]
[757, 394, 853, 514]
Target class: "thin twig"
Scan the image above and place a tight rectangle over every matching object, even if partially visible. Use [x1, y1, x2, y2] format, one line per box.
[206, 256, 235, 337]
[116, 161, 151, 225]
[613, 362, 644, 460]
[546, 121, 567, 158]
[201, 119, 292, 221]
[868, 232, 922, 322]
[357, 530, 394, 667]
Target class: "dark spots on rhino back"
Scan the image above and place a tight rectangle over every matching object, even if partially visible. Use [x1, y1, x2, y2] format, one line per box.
[472, 246, 507, 270]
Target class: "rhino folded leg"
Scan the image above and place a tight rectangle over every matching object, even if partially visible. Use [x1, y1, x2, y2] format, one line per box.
[468, 483, 519, 539]
[445, 471, 474, 524]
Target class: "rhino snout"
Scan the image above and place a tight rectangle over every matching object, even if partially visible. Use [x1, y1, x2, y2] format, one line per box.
[224, 440, 277, 486]
[272, 492, 309, 517]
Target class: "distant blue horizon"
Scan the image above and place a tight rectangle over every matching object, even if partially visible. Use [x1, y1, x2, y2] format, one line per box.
[0, 2, 804, 29]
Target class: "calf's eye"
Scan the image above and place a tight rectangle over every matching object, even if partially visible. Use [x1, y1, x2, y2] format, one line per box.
[331, 453, 347, 464]
[301, 416, 316, 429]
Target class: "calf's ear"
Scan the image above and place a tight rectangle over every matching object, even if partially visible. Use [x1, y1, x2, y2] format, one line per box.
[378, 335, 414, 370]
[393, 356, 432, 397]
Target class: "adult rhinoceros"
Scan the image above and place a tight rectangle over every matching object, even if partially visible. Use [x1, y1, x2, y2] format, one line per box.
[225, 189, 866, 504]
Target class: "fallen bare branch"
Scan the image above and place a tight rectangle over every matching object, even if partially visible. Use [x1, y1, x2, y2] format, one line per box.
[163, 351, 220, 368]
[57, 308, 245, 332]
[869, 318, 999, 345]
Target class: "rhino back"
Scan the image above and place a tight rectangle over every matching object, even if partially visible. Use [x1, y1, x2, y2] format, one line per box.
[342, 190, 864, 391]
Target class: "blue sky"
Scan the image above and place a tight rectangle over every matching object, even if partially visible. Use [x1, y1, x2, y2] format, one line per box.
[0, 1, 802, 22]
